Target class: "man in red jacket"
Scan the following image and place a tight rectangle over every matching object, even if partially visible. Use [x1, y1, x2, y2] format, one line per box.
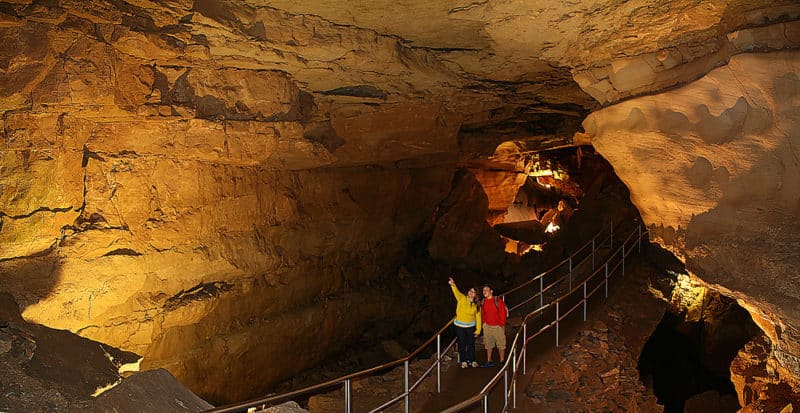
[480, 284, 508, 367]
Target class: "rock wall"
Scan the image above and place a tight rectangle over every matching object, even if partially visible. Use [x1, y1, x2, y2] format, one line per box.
[586, 50, 800, 392]
[3, 0, 800, 406]
[0, 2, 464, 402]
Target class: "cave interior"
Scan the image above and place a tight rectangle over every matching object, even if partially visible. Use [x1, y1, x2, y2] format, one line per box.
[0, 0, 799, 412]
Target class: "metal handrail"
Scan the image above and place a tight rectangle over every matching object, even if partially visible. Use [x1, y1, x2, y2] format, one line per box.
[205, 220, 628, 413]
[502, 224, 610, 298]
[505, 225, 610, 314]
[440, 222, 648, 412]
[206, 319, 458, 413]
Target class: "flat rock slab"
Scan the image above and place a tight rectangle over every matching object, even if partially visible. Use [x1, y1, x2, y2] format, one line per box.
[92, 369, 213, 413]
[493, 220, 548, 244]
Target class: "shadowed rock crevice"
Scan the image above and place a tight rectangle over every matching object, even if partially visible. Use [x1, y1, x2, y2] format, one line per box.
[319, 85, 388, 99]
[638, 289, 759, 412]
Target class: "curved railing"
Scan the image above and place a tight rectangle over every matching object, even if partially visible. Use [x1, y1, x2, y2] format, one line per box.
[205, 219, 641, 413]
[441, 222, 648, 412]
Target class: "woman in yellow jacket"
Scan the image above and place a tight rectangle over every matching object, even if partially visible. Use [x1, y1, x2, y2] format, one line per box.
[449, 277, 482, 368]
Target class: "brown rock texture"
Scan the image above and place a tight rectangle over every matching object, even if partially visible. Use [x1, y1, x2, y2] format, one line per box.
[524, 257, 668, 413]
[1, 0, 800, 406]
[526, 321, 664, 413]
[587, 50, 800, 396]
[0, 292, 146, 412]
[0, 0, 462, 403]
[730, 335, 800, 411]
[92, 368, 213, 413]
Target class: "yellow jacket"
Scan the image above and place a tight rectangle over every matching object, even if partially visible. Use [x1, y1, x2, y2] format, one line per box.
[451, 284, 482, 334]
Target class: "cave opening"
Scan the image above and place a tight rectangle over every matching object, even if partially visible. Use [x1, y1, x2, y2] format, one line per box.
[638, 278, 761, 412]
[492, 147, 583, 254]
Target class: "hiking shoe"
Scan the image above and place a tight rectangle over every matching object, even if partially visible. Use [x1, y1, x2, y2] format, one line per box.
[461, 362, 468, 369]
[470, 361, 479, 368]
[482, 361, 495, 368]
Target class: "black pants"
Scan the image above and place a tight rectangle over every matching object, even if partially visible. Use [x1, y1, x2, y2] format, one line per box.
[455, 325, 476, 363]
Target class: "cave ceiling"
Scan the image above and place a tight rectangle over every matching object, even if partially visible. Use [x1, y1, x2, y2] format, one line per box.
[3, 0, 797, 159]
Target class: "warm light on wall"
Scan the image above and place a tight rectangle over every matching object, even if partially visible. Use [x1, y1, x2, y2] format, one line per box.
[529, 169, 555, 177]
[545, 222, 560, 233]
[670, 272, 708, 322]
[518, 244, 543, 255]
[529, 168, 565, 180]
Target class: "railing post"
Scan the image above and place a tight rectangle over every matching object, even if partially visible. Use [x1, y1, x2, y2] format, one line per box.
[539, 277, 543, 308]
[503, 369, 508, 409]
[512, 346, 517, 409]
[436, 334, 441, 393]
[404, 360, 409, 413]
[569, 256, 573, 290]
[522, 323, 527, 375]
[592, 238, 595, 269]
[638, 223, 642, 253]
[583, 282, 587, 321]
[622, 241, 626, 276]
[555, 301, 560, 347]
[604, 262, 609, 298]
[609, 218, 613, 249]
[483, 394, 489, 413]
[513, 378, 517, 409]
[344, 379, 351, 413]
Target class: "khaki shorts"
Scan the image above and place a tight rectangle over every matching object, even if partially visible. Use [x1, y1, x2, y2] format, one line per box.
[483, 324, 506, 349]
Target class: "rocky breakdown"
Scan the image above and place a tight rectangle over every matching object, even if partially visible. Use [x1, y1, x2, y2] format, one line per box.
[522, 253, 667, 413]
[526, 320, 662, 413]
[0, 293, 211, 412]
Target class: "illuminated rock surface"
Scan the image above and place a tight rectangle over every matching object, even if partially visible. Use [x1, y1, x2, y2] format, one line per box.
[587, 51, 800, 403]
[0, 292, 207, 412]
[0, 0, 799, 406]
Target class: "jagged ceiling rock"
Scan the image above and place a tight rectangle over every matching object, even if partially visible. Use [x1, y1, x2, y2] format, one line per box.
[256, 0, 800, 102]
[587, 50, 800, 392]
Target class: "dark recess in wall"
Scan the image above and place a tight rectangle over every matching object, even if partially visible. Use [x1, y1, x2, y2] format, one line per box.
[638, 294, 760, 412]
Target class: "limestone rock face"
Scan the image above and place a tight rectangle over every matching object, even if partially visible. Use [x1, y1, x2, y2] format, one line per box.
[427, 169, 511, 274]
[729, 335, 800, 411]
[587, 50, 800, 392]
[92, 369, 213, 413]
[259, 0, 800, 107]
[0, 1, 461, 402]
[1, 0, 800, 406]
[0, 292, 144, 411]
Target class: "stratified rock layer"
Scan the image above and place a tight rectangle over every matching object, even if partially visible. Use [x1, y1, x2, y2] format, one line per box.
[0, 1, 461, 402]
[1, 0, 800, 406]
[587, 50, 800, 395]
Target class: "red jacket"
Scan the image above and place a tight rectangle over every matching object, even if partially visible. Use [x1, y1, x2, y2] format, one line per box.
[481, 296, 508, 326]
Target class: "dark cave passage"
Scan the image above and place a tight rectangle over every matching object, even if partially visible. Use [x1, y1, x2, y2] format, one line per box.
[638, 288, 761, 412]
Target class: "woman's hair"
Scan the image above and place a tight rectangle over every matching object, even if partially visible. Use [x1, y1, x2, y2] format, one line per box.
[469, 287, 482, 309]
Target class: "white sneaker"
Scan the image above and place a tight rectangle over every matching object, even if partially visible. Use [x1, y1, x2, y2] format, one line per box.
[461, 362, 468, 368]
[471, 361, 479, 368]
